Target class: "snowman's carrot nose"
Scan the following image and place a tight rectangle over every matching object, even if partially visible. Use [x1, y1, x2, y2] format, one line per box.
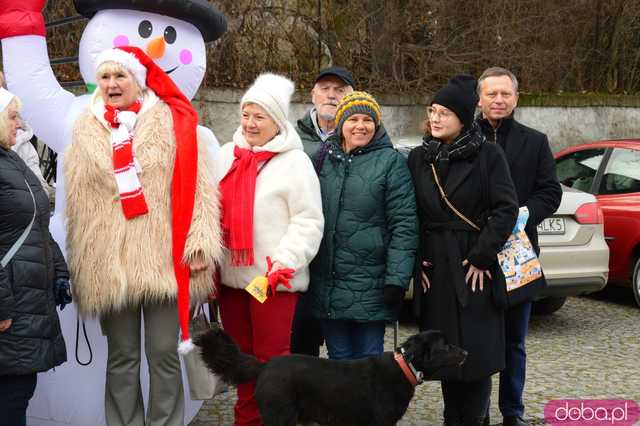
[146, 37, 166, 59]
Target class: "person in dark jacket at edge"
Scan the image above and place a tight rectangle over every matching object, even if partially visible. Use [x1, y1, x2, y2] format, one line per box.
[291, 66, 354, 356]
[408, 75, 519, 426]
[309, 91, 418, 360]
[0, 88, 70, 426]
[476, 67, 562, 426]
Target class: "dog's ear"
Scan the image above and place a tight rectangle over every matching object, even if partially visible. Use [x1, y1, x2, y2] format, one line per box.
[414, 331, 448, 370]
[400, 331, 432, 369]
[429, 332, 447, 353]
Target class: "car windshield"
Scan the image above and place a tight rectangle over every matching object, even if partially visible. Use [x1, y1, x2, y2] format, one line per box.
[556, 148, 606, 192]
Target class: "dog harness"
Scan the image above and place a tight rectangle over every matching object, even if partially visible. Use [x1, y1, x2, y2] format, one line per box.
[394, 348, 424, 387]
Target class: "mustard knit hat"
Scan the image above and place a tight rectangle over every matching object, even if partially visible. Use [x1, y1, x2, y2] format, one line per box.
[335, 91, 382, 135]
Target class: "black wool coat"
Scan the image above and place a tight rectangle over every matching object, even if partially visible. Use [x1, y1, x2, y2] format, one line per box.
[408, 140, 518, 381]
[0, 147, 67, 375]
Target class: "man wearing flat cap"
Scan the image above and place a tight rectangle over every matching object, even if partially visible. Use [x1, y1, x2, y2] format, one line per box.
[297, 66, 355, 160]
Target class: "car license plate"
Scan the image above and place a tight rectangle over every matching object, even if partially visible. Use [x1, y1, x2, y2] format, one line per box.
[537, 217, 565, 235]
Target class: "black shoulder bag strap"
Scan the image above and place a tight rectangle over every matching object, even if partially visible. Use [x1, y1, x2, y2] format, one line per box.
[312, 141, 331, 174]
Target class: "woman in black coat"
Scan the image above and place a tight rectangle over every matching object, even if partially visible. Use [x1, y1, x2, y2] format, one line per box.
[408, 75, 518, 426]
[0, 89, 69, 426]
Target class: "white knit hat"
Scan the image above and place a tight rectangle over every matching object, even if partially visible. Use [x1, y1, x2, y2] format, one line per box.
[241, 73, 295, 131]
[0, 87, 14, 112]
[95, 48, 147, 89]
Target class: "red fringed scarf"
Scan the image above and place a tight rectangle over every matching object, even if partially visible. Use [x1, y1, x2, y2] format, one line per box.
[219, 145, 277, 266]
[104, 100, 148, 219]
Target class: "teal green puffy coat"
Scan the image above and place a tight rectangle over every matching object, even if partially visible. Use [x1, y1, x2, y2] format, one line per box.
[309, 126, 418, 322]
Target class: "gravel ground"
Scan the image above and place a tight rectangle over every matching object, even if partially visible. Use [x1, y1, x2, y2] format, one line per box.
[190, 287, 640, 425]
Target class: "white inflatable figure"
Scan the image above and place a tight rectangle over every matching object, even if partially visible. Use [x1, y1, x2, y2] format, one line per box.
[0, 1, 226, 425]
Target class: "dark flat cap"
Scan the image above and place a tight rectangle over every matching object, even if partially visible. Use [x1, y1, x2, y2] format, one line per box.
[74, 0, 227, 43]
[315, 66, 355, 88]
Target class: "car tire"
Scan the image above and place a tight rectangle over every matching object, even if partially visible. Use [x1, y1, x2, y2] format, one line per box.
[632, 257, 640, 308]
[532, 296, 567, 315]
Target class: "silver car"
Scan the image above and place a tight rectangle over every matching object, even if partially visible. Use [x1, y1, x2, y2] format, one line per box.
[535, 185, 610, 314]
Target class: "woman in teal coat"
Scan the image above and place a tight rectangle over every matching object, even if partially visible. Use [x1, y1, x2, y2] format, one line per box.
[309, 91, 418, 360]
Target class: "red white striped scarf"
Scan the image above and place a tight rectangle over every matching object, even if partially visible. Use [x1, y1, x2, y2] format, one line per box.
[104, 101, 149, 219]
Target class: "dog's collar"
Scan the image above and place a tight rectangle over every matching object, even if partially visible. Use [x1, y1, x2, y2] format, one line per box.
[394, 348, 424, 387]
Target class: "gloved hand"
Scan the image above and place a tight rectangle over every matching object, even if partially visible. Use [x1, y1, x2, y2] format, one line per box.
[266, 256, 294, 296]
[0, 0, 47, 39]
[383, 285, 405, 312]
[53, 277, 72, 310]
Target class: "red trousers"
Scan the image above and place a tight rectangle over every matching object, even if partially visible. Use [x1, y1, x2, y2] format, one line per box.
[218, 286, 299, 426]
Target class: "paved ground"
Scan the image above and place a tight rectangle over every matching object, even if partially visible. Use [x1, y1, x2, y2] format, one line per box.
[190, 286, 640, 425]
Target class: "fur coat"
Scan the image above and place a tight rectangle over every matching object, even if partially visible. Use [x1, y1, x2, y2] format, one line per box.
[64, 92, 222, 316]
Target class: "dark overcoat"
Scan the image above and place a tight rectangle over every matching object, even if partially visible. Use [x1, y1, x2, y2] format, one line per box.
[407, 140, 518, 381]
[479, 118, 561, 255]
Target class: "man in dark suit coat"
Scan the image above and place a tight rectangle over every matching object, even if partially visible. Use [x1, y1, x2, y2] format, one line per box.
[476, 67, 562, 426]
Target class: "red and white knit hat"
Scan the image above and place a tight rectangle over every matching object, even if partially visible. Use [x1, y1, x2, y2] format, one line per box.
[95, 46, 199, 354]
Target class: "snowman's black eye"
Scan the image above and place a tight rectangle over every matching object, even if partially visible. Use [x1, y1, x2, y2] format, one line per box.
[138, 20, 153, 38]
[164, 26, 177, 44]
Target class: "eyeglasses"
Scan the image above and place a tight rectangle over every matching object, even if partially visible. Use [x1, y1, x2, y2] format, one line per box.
[426, 107, 455, 121]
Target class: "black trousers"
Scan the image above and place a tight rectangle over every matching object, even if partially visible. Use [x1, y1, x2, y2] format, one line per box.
[442, 376, 491, 425]
[290, 292, 323, 356]
[0, 373, 37, 426]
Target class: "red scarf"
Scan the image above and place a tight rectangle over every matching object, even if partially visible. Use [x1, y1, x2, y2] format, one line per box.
[115, 46, 199, 350]
[219, 145, 277, 266]
[104, 101, 148, 219]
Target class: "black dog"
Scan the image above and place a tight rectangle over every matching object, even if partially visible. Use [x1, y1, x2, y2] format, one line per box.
[196, 327, 467, 426]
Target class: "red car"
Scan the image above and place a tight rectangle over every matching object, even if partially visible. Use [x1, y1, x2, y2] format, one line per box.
[554, 139, 640, 306]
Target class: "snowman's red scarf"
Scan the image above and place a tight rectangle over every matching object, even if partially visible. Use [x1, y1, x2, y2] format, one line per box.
[104, 100, 149, 219]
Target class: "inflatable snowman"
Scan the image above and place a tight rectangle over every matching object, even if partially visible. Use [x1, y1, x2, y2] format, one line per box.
[0, 1, 226, 425]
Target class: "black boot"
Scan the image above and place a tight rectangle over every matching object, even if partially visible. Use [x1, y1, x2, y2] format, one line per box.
[503, 416, 527, 426]
[460, 416, 487, 426]
[443, 416, 461, 426]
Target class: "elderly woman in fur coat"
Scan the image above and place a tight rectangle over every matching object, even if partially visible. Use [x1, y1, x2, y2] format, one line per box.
[63, 47, 222, 426]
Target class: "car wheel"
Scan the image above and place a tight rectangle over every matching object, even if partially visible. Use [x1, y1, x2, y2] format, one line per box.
[532, 296, 567, 315]
[632, 257, 640, 308]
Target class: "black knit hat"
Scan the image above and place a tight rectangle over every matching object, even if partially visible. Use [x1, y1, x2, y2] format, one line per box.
[74, 0, 227, 42]
[431, 74, 478, 129]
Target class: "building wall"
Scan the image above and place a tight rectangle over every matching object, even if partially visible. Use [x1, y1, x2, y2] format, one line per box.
[195, 89, 640, 151]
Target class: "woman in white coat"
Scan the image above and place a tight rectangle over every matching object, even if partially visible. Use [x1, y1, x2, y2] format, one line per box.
[214, 73, 324, 426]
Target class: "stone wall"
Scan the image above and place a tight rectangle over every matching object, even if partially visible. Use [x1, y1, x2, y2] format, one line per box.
[194, 88, 640, 152]
[515, 107, 640, 152]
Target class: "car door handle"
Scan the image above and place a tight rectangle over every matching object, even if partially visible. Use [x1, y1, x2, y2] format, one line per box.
[605, 236, 616, 241]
